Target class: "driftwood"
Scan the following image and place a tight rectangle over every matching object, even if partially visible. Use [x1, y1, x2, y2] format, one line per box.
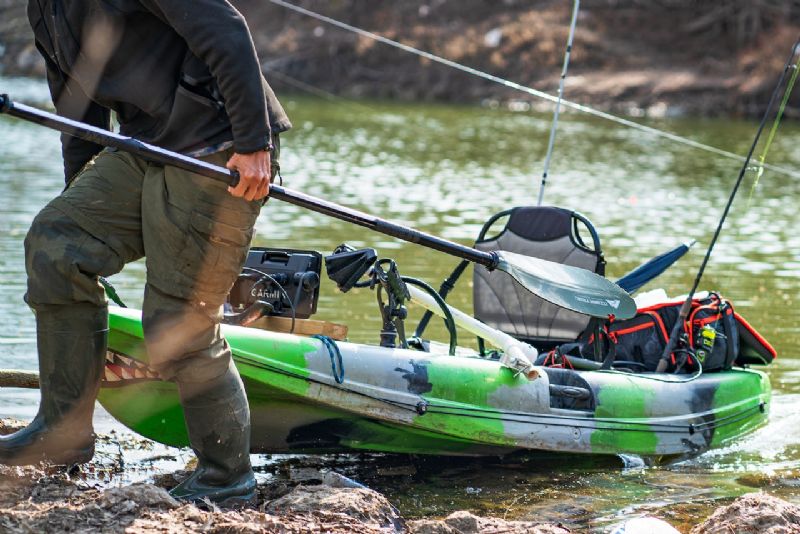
[0, 369, 40, 389]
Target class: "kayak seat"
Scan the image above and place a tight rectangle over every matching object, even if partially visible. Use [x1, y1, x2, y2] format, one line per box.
[414, 206, 690, 354]
[415, 206, 604, 352]
[472, 207, 604, 351]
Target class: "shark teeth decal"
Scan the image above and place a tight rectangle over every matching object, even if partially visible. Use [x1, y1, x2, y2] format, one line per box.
[103, 350, 160, 384]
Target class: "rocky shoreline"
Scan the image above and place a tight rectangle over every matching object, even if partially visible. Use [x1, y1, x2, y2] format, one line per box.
[1, 464, 799, 533]
[1, 419, 799, 533]
[2, 1, 799, 118]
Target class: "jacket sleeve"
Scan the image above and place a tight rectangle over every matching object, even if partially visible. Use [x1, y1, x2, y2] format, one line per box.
[35, 43, 111, 183]
[139, 0, 271, 154]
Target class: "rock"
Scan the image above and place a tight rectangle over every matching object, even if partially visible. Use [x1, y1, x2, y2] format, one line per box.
[409, 519, 458, 534]
[691, 493, 800, 534]
[408, 510, 572, 533]
[266, 484, 404, 531]
[611, 517, 680, 533]
[100, 483, 179, 511]
[444, 510, 480, 532]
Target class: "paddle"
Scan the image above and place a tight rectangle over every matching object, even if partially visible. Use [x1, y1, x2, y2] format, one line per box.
[0, 94, 636, 320]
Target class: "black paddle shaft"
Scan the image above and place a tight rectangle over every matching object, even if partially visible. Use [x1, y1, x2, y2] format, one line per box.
[0, 95, 497, 269]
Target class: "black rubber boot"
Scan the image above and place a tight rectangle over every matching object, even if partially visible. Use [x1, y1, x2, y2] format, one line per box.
[0, 305, 108, 466]
[169, 361, 256, 508]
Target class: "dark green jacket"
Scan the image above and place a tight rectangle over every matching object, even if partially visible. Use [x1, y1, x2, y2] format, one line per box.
[28, 0, 292, 181]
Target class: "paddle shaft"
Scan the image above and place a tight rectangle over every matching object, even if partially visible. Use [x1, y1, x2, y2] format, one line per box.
[0, 95, 497, 269]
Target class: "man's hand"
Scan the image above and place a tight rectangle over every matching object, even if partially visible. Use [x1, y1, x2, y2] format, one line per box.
[226, 150, 271, 201]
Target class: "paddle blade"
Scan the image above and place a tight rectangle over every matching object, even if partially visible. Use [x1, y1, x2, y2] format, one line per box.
[615, 240, 695, 294]
[496, 251, 637, 319]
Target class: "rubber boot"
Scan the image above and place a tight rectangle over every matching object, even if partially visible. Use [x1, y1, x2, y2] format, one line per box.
[0, 305, 108, 466]
[169, 361, 257, 508]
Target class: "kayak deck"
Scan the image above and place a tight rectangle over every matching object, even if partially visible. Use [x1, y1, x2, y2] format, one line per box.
[99, 307, 770, 458]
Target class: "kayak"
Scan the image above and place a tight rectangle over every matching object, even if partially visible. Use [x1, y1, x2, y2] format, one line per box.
[99, 306, 770, 459]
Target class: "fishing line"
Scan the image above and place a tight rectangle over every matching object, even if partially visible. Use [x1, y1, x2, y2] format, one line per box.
[732, 53, 800, 220]
[720, 54, 800, 285]
[267, 0, 800, 179]
[750, 54, 800, 192]
[537, 0, 579, 205]
[264, 68, 379, 113]
[655, 38, 800, 374]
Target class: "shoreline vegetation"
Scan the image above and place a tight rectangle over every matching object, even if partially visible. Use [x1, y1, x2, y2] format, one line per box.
[2, 419, 799, 533]
[2, 1, 799, 118]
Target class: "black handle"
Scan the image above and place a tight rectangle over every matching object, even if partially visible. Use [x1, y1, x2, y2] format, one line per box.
[230, 170, 240, 188]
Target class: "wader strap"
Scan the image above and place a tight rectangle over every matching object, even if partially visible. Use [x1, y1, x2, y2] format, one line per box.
[722, 304, 736, 366]
[600, 339, 616, 370]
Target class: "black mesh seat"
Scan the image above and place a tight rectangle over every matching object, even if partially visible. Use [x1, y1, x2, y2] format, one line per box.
[473, 207, 604, 349]
[415, 206, 604, 352]
[473, 207, 605, 348]
[415, 206, 690, 354]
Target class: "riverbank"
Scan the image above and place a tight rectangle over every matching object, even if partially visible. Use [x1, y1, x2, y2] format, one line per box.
[1, 1, 799, 118]
[1, 420, 799, 533]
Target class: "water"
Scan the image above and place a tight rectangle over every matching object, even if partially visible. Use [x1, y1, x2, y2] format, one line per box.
[1, 76, 799, 530]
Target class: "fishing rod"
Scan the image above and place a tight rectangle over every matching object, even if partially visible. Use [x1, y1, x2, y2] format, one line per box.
[267, 0, 800, 179]
[654, 38, 800, 373]
[537, 0, 579, 206]
[0, 94, 637, 321]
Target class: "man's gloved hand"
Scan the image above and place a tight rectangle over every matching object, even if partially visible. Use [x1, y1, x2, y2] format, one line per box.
[226, 150, 271, 201]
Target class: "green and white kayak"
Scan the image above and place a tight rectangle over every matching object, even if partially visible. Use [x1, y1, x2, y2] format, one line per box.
[99, 307, 770, 459]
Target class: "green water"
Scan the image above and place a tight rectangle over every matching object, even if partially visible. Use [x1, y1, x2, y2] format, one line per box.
[1, 76, 799, 531]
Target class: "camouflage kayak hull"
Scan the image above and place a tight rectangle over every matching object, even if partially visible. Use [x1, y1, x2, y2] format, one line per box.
[99, 307, 770, 458]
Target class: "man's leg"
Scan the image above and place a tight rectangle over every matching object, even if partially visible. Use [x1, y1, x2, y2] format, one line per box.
[0, 150, 146, 465]
[142, 287, 255, 507]
[141, 142, 277, 507]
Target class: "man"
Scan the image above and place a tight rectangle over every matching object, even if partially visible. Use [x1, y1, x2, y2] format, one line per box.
[0, 0, 291, 508]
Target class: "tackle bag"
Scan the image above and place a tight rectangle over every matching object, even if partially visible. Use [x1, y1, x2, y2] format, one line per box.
[547, 292, 776, 373]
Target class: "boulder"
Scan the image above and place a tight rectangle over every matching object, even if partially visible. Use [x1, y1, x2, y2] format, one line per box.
[408, 510, 572, 533]
[691, 493, 800, 534]
[266, 484, 404, 531]
[99, 483, 179, 511]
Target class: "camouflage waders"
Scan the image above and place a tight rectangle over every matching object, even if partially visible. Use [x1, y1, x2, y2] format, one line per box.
[1, 140, 279, 505]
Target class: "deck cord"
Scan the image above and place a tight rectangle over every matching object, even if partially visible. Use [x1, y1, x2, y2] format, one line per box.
[313, 334, 345, 384]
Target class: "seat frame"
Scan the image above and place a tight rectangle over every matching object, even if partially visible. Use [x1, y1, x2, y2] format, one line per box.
[415, 206, 605, 354]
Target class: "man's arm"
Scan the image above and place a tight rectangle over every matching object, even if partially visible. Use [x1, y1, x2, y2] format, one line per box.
[36, 43, 111, 183]
[139, 0, 270, 153]
[139, 0, 273, 200]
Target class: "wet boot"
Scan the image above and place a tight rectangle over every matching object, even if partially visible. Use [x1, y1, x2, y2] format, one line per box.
[169, 361, 256, 508]
[0, 305, 107, 466]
